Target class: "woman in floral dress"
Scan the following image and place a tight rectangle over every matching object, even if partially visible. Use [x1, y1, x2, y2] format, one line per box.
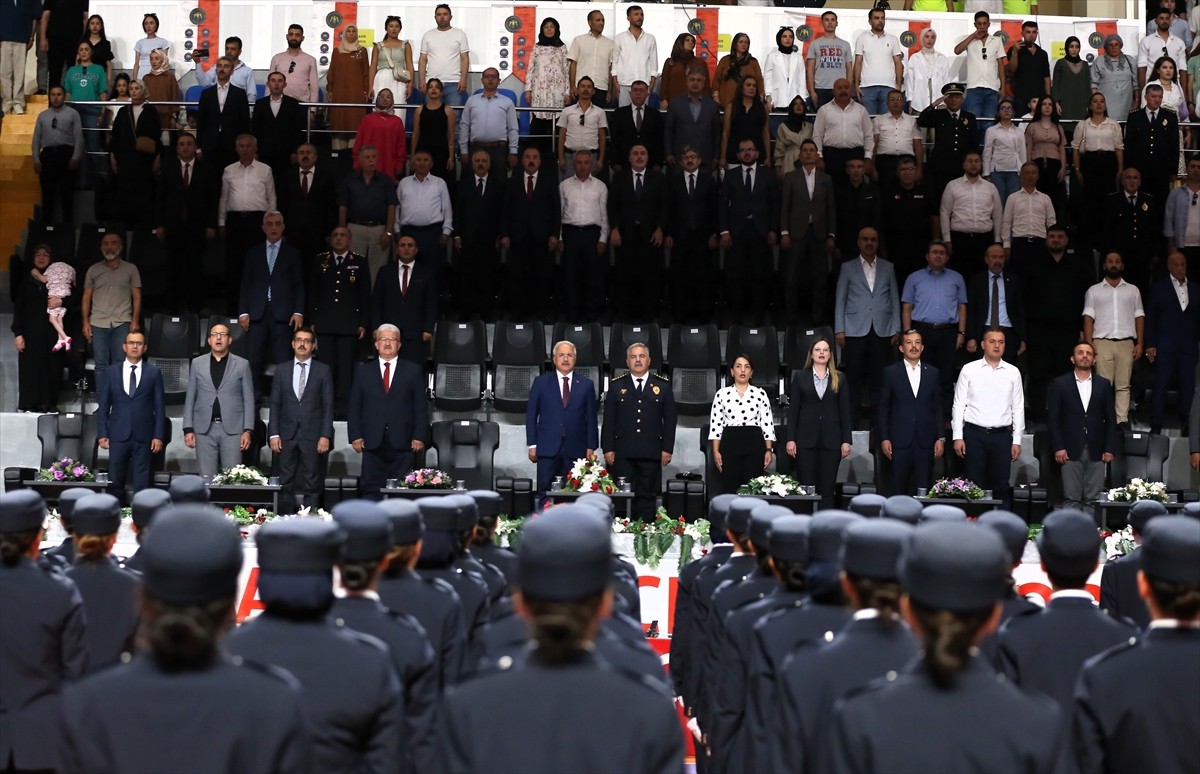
[525, 18, 569, 157]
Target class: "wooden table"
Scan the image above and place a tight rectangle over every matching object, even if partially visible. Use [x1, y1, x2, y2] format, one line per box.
[914, 497, 1002, 518]
[206, 484, 282, 514]
[739, 493, 822, 515]
[29, 480, 108, 505]
[547, 490, 636, 520]
[1091, 499, 1188, 530]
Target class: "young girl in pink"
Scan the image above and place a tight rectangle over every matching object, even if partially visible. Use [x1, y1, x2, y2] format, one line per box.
[34, 260, 76, 351]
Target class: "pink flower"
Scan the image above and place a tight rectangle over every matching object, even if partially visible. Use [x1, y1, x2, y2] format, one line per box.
[431, 476, 442, 485]
[53, 469, 64, 480]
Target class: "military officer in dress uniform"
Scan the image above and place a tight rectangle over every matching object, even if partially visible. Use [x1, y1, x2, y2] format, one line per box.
[307, 225, 372, 420]
[917, 83, 979, 205]
[41, 486, 93, 568]
[996, 509, 1137, 715]
[1102, 169, 1158, 293]
[602, 342, 678, 523]
[64, 494, 142, 673]
[1075, 515, 1200, 774]
[59, 503, 310, 773]
[466, 489, 518, 587]
[438, 507, 686, 773]
[329, 500, 438, 774]
[1101, 499, 1169, 629]
[226, 519, 405, 772]
[829, 521, 1071, 773]
[120, 487, 171, 572]
[0, 490, 87, 773]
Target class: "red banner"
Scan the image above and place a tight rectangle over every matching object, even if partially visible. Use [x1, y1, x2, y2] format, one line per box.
[695, 7, 719, 81]
[331, 1, 359, 50]
[195, 0, 220, 72]
[511, 6, 538, 85]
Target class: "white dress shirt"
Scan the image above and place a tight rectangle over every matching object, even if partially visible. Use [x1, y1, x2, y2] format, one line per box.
[1075, 372, 1093, 411]
[612, 29, 658, 85]
[905, 359, 922, 397]
[1072, 117, 1124, 153]
[217, 160, 277, 225]
[873, 112, 921, 156]
[197, 61, 257, 102]
[123, 360, 140, 395]
[567, 32, 615, 85]
[396, 173, 454, 234]
[983, 122, 1027, 173]
[292, 358, 311, 400]
[1002, 187, 1056, 245]
[1137, 30, 1188, 76]
[951, 358, 1025, 444]
[379, 356, 398, 386]
[1082, 279, 1145, 339]
[559, 175, 610, 242]
[557, 102, 608, 151]
[860, 256, 877, 292]
[940, 176, 1003, 240]
[1173, 276, 1190, 310]
[813, 99, 875, 157]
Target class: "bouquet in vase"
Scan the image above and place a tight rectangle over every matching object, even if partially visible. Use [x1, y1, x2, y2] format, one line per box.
[1106, 479, 1168, 503]
[927, 477, 985, 500]
[1102, 526, 1137, 560]
[564, 455, 616, 494]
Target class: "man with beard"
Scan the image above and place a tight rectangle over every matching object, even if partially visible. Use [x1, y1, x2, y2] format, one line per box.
[1083, 252, 1145, 428]
[1023, 225, 1090, 423]
[1045, 341, 1117, 509]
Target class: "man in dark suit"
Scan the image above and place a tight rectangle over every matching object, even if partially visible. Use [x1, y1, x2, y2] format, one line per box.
[96, 330, 166, 502]
[966, 244, 1026, 366]
[155, 131, 219, 313]
[832, 158, 881, 263]
[1046, 341, 1117, 509]
[1145, 252, 1199, 433]
[1099, 500, 1168, 630]
[371, 236, 436, 366]
[308, 226, 371, 420]
[609, 80, 664, 171]
[1102, 168, 1157, 293]
[916, 82, 979, 205]
[1124, 86, 1179, 225]
[719, 139, 779, 324]
[196, 57, 251, 173]
[664, 67, 721, 167]
[780, 139, 836, 325]
[278, 143, 338, 276]
[602, 342, 677, 522]
[251, 71, 305, 177]
[501, 146, 560, 321]
[526, 340, 599, 503]
[878, 329, 944, 496]
[268, 327, 333, 512]
[238, 211, 305, 397]
[608, 143, 667, 317]
[665, 147, 718, 323]
[453, 151, 504, 319]
[348, 324, 429, 500]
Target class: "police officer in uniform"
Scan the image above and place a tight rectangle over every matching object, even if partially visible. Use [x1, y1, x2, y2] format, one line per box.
[226, 519, 405, 772]
[996, 509, 1137, 714]
[330, 500, 438, 774]
[917, 83, 979, 205]
[575, 492, 643, 622]
[59, 504, 310, 773]
[602, 342, 678, 523]
[377, 499, 468, 688]
[307, 225, 372, 419]
[438, 507, 685, 772]
[1075, 515, 1200, 774]
[414, 497, 492, 660]
[41, 486, 93, 568]
[168, 473, 211, 503]
[0, 490, 87, 773]
[445, 493, 508, 617]
[65, 494, 142, 673]
[829, 521, 1071, 772]
[120, 487, 172, 572]
[976, 509, 1043, 664]
[1101, 499, 1168, 629]
[466, 489, 518, 586]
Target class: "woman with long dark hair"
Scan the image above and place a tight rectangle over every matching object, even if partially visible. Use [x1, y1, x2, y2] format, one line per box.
[81, 14, 114, 87]
[411, 78, 456, 179]
[1024, 94, 1066, 211]
[369, 16, 414, 105]
[1073, 91, 1123, 250]
[721, 75, 770, 166]
[709, 355, 775, 494]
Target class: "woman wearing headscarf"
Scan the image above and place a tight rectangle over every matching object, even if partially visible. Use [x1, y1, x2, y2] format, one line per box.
[142, 48, 179, 136]
[764, 27, 808, 114]
[1052, 36, 1091, 138]
[773, 96, 813, 178]
[1090, 34, 1138, 118]
[660, 33, 707, 105]
[904, 28, 950, 114]
[326, 24, 371, 149]
[525, 17, 570, 157]
[714, 33, 764, 108]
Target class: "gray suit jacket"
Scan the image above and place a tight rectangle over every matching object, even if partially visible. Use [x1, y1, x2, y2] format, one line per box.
[780, 165, 836, 240]
[182, 353, 256, 435]
[267, 358, 334, 441]
[835, 257, 901, 338]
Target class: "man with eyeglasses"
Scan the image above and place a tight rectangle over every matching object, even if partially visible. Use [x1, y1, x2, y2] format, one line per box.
[183, 323, 256, 477]
[251, 71, 305, 177]
[557, 76, 608, 177]
[96, 330, 165, 502]
[1139, 6, 1189, 97]
[953, 11, 1006, 124]
[31, 84, 82, 222]
[270, 24, 318, 104]
[268, 327, 333, 512]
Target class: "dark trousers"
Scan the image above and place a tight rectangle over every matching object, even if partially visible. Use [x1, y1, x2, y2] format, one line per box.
[506, 236, 555, 319]
[795, 447, 841, 509]
[914, 323, 958, 419]
[874, 154, 904, 188]
[561, 224, 603, 321]
[891, 443, 934, 497]
[46, 37, 74, 87]
[612, 456, 660, 521]
[841, 333, 894, 422]
[814, 89, 834, 108]
[224, 211, 265, 315]
[592, 89, 610, 109]
[166, 223, 209, 312]
[315, 332, 359, 418]
[727, 222, 771, 324]
[784, 228, 828, 324]
[38, 145, 75, 223]
[821, 146, 865, 188]
[670, 230, 715, 322]
[107, 438, 151, 503]
[1026, 321, 1078, 420]
[1007, 236, 1045, 279]
[456, 239, 498, 318]
[528, 117, 555, 157]
[361, 437, 414, 500]
[401, 222, 445, 284]
[1150, 345, 1198, 425]
[274, 433, 322, 511]
[615, 235, 662, 318]
[1182, 246, 1200, 285]
[950, 230, 993, 271]
[716, 426, 766, 495]
[536, 448, 574, 504]
[247, 310, 293, 397]
[963, 423, 1013, 507]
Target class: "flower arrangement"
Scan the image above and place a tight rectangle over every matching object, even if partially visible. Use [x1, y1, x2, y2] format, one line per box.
[494, 515, 527, 549]
[224, 505, 273, 526]
[1106, 479, 1169, 504]
[612, 508, 711, 570]
[738, 474, 805, 497]
[295, 506, 333, 521]
[211, 465, 268, 486]
[398, 468, 455, 489]
[927, 477, 986, 501]
[563, 455, 616, 494]
[1102, 526, 1137, 560]
[38, 457, 94, 482]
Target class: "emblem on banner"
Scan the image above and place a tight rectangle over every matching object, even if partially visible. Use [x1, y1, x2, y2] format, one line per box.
[899, 30, 916, 48]
[189, 7, 205, 25]
[687, 18, 705, 36]
[1088, 31, 1105, 49]
[797, 25, 814, 42]
[326, 11, 343, 29]
[506, 16, 522, 33]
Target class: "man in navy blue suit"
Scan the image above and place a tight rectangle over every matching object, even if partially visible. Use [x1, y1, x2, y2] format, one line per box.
[1046, 341, 1117, 509]
[238, 211, 305, 398]
[348, 324, 429, 500]
[877, 329, 944, 496]
[370, 235, 436, 366]
[1145, 252, 1199, 434]
[526, 341, 599, 502]
[96, 330, 166, 502]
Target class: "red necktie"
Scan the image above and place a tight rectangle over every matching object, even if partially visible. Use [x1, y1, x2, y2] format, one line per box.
[527, 174, 534, 198]
[562, 376, 570, 407]
[382, 361, 391, 394]
[182, 162, 190, 189]
[401, 263, 409, 296]
[301, 170, 309, 194]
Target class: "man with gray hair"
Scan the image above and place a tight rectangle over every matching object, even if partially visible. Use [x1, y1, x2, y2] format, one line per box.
[526, 340, 599, 503]
[602, 342, 676, 521]
[238, 210, 304, 398]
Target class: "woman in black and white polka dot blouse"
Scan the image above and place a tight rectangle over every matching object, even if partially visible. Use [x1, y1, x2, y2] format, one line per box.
[708, 354, 776, 494]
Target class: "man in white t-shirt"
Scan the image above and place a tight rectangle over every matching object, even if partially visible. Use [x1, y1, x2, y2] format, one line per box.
[953, 11, 1007, 124]
[417, 3, 470, 107]
[611, 5, 657, 108]
[853, 7, 903, 116]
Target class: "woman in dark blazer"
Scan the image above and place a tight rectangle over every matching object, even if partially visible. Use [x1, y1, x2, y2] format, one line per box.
[10, 245, 68, 412]
[108, 79, 161, 229]
[785, 338, 852, 508]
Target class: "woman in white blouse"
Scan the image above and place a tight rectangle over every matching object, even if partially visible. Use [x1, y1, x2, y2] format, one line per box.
[904, 29, 950, 114]
[982, 98, 1026, 205]
[762, 27, 808, 114]
[708, 355, 775, 495]
[785, 339, 851, 509]
[1074, 92, 1124, 211]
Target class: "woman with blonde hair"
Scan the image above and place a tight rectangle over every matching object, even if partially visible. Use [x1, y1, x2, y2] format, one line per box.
[785, 338, 851, 508]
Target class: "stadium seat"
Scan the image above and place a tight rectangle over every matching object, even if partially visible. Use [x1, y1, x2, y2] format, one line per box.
[128, 229, 169, 309]
[783, 324, 835, 385]
[36, 412, 99, 471]
[495, 475, 537, 518]
[430, 419, 501, 490]
[609, 322, 663, 379]
[24, 220, 76, 263]
[517, 91, 533, 136]
[491, 321, 546, 413]
[242, 417, 269, 470]
[667, 324, 721, 416]
[433, 320, 487, 411]
[147, 313, 200, 405]
[552, 322, 604, 399]
[184, 85, 202, 114]
[76, 223, 122, 271]
[1111, 431, 1170, 487]
[203, 315, 249, 358]
[725, 324, 782, 403]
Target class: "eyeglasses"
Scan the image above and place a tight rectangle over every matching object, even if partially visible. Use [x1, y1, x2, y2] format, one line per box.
[378, 337, 400, 343]
[288, 61, 296, 74]
[208, 332, 229, 338]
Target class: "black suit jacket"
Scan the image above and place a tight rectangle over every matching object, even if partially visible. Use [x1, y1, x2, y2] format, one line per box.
[718, 164, 779, 238]
[196, 84, 251, 162]
[371, 260, 437, 340]
[609, 104, 665, 168]
[1102, 190, 1156, 258]
[608, 167, 667, 241]
[916, 106, 979, 177]
[877, 360, 942, 450]
[267, 358, 334, 441]
[109, 103, 161, 161]
[1124, 107, 1179, 180]
[666, 167, 718, 240]
[664, 94, 721, 164]
[453, 175, 504, 243]
[786, 369, 852, 450]
[347, 358, 429, 450]
[1045, 371, 1117, 461]
[239, 241, 305, 322]
[277, 165, 338, 258]
[156, 155, 220, 231]
[1146, 275, 1200, 351]
[966, 270, 1027, 343]
[501, 170, 560, 247]
[251, 95, 306, 168]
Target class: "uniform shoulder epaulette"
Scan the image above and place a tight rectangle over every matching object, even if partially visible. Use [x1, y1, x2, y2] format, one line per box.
[1089, 633, 1142, 666]
[652, 371, 670, 382]
[234, 656, 305, 690]
[611, 372, 631, 382]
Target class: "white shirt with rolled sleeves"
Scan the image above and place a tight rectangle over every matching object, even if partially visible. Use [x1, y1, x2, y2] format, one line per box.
[217, 161, 277, 227]
[1082, 279, 1145, 339]
[396, 173, 454, 234]
[1001, 187, 1056, 246]
[1137, 31, 1188, 78]
[559, 175, 610, 243]
[940, 175, 1003, 241]
[813, 99, 874, 158]
[951, 358, 1025, 445]
[612, 30, 658, 87]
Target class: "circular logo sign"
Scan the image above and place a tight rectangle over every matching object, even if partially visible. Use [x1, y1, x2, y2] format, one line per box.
[1089, 31, 1105, 49]
[184, 28, 193, 39]
[995, 30, 1010, 47]
[687, 18, 705, 36]
[319, 56, 328, 66]
[797, 25, 814, 42]
[505, 16, 522, 33]
[899, 30, 916, 48]
[500, 36, 509, 46]
[500, 61, 509, 70]
[189, 7, 205, 25]
[500, 48, 509, 58]
[1086, 52, 1096, 64]
[183, 40, 193, 50]
[325, 11, 343, 29]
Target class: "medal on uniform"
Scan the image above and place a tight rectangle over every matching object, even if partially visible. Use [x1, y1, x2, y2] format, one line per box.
[1142, 202, 1149, 211]
[652, 385, 660, 395]
[1163, 118, 1169, 126]
[620, 388, 627, 395]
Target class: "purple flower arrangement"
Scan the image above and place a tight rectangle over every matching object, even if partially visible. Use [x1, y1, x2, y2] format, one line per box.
[399, 468, 455, 489]
[927, 477, 985, 501]
[37, 457, 95, 483]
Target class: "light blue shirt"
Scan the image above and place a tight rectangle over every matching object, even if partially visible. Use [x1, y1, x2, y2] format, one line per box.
[1162, 184, 1200, 247]
[195, 61, 257, 102]
[902, 267, 968, 325]
[986, 272, 1013, 328]
[457, 91, 519, 155]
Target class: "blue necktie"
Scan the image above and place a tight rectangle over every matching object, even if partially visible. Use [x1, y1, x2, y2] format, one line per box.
[267, 243, 277, 301]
